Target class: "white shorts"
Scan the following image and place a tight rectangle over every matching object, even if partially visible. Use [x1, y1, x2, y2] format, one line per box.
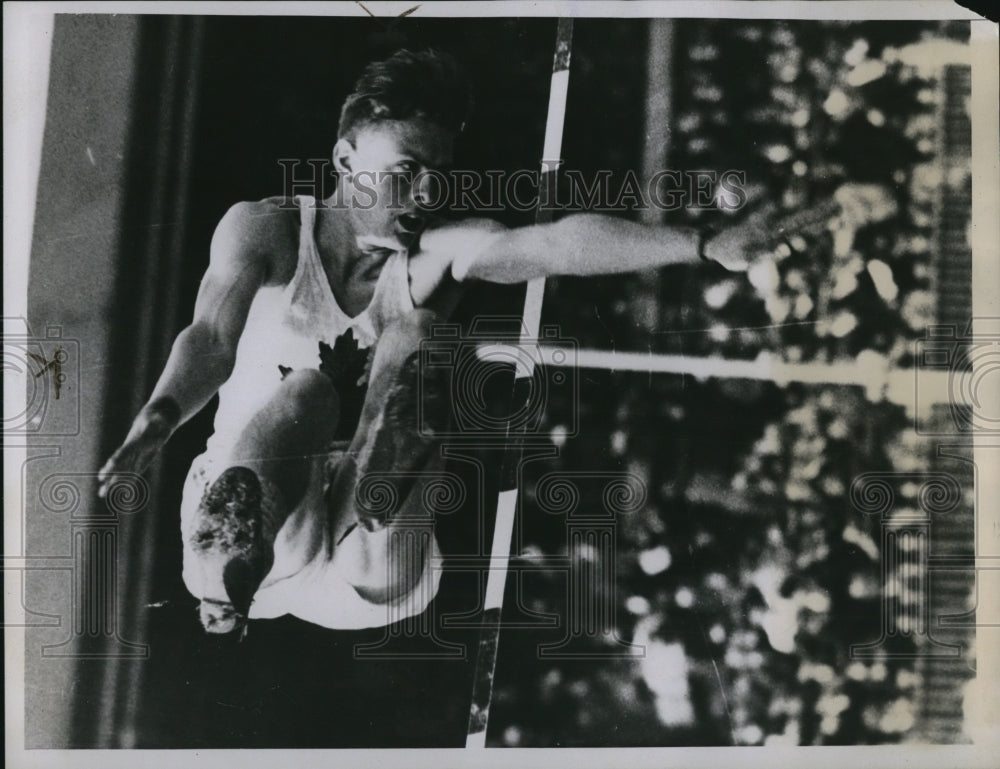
[179, 447, 442, 630]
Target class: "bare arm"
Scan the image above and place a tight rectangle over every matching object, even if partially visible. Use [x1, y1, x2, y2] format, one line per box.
[444, 213, 741, 285]
[147, 203, 270, 422]
[443, 183, 892, 285]
[97, 202, 271, 496]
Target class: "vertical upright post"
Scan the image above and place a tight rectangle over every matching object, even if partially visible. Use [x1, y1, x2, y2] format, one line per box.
[465, 18, 574, 748]
[641, 18, 674, 228]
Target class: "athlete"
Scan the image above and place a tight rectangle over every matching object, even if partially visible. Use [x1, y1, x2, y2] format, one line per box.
[96, 49, 792, 636]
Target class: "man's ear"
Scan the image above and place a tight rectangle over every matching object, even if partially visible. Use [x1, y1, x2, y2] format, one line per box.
[333, 138, 354, 175]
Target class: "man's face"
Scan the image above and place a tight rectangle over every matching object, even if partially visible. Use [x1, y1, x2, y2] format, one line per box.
[336, 117, 454, 252]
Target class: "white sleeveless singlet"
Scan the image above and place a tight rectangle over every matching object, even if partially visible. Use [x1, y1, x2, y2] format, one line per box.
[206, 194, 415, 455]
[180, 195, 442, 629]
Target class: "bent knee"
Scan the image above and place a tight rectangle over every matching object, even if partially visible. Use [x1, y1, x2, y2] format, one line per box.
[332, 524, 428, 604]
[279, 368, 338, 422]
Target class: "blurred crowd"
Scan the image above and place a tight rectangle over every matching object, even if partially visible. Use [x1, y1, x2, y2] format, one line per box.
[490, 19, 972, 746]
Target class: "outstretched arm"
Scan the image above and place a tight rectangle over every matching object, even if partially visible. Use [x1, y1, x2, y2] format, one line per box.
[440, 211, 758, 286]
[440, 183, 895, 286]
[97, 202, 271, 497]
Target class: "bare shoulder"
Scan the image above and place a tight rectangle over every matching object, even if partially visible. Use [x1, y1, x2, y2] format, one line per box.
[211, 197, 300, 284]
[422, 216, 508, 238]
[417, 216, 507, 262]
[417, 217, 509, 283]
[407, 217, 508, 305]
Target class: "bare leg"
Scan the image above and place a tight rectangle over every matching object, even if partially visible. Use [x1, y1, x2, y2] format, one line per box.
[191, 369, 339, 631]
[326, 309, 450, 601]
[228, 368, 339, 510]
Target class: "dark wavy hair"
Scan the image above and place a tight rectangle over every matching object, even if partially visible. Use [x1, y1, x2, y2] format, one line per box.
[337, 49, 473, 142]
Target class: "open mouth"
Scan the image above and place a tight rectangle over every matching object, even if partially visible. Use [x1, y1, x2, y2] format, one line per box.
[397, 213, 425, 234]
